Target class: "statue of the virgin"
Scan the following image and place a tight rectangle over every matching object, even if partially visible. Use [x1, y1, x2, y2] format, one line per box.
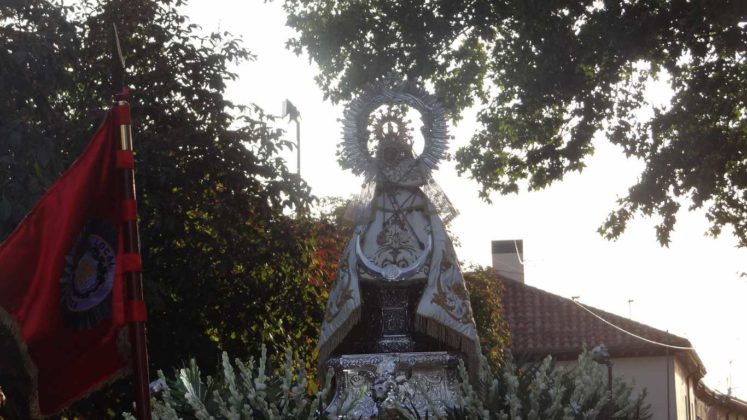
[318, 76, 481, 377]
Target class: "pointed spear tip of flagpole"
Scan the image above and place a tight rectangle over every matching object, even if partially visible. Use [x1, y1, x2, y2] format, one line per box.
[112, 23, 126, 70]
[111, 23, 128, 97]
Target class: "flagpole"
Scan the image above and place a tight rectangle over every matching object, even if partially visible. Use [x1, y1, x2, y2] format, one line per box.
[114, 89, 152, 420]
[111, 25, 151, 419]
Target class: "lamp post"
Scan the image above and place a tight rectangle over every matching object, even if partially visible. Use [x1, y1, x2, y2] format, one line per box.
[282, 99, 301, 176]
[628, 299, 634, 319]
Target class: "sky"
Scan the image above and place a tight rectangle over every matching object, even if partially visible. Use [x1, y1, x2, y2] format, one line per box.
[182, 0, 747, 400]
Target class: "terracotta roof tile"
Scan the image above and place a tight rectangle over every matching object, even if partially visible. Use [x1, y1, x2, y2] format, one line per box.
[499, 278, 693, 360]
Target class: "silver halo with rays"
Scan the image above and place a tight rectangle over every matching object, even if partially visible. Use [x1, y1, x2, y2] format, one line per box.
[340, 74, 450, 181]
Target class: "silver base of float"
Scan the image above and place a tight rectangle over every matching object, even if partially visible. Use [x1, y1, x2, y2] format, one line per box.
[324, 351, 462, 419]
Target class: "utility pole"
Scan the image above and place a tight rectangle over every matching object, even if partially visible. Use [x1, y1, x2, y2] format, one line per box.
[628, 299, 634, 319]
[282, 99, 301, 175]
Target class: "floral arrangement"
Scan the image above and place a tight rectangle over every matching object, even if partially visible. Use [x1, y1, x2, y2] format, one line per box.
[128, 345, 651, 420]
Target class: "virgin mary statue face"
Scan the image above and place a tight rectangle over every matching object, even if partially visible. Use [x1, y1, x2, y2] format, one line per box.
[377, 134, 413, 166]
[370, 113, 427, 186]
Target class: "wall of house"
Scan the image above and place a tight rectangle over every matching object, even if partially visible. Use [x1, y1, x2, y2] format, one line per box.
[613, 355, 678, 419]
[715, 408, 747, 420]
[694, 396, 747, 420]
[673, 355, 694, 419]
[557, 355, 677, 419]
[603, 355, 747, 420]
[694, 397, 714, 420]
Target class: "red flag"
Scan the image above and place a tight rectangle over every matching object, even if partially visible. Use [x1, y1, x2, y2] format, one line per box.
[0, 110, 129, 416]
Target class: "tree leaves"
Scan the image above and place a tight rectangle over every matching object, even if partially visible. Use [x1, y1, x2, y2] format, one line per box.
[0, 197, 11, 222]
[1, 0, 333, 417]
[285, 0, 747, 246]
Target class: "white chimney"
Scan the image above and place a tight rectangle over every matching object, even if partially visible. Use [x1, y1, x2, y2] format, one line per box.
[491, 239, 524, 283]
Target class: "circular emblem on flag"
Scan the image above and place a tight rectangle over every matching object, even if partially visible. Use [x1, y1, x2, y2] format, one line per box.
[60, 219, 117, 330]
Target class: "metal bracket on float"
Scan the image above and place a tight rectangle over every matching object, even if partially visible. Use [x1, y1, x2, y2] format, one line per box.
[355, 233, 432, 281]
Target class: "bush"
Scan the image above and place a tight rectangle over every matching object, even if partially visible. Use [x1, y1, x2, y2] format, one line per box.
[463, 266, 510, 369]
[136, 346, 650, 419]
[126, 346, 334, 420]
[445, 350, 652, 420]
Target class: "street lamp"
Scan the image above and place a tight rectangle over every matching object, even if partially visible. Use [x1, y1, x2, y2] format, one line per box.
[282, 99, 301, 176]
[628, 299, 634, 319]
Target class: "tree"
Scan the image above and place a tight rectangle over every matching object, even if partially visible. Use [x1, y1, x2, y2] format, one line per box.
[463, 267, 509, 369]
[1, 0, 330, 417]
[0, 0, 78, 233]
[283, 0, 747, 247]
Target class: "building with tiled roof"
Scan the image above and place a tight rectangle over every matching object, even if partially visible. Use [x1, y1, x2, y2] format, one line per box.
[492, 239, 747, 420]
[500, 275, 703, 366]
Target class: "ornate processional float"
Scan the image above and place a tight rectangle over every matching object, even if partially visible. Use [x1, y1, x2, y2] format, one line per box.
[318, 75, 482, 418]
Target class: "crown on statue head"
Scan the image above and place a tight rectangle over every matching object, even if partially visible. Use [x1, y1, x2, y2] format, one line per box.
[372, 109, 413, 164]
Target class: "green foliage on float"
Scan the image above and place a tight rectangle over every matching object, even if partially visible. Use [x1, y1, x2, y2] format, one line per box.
[132, 346, 650, 420]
